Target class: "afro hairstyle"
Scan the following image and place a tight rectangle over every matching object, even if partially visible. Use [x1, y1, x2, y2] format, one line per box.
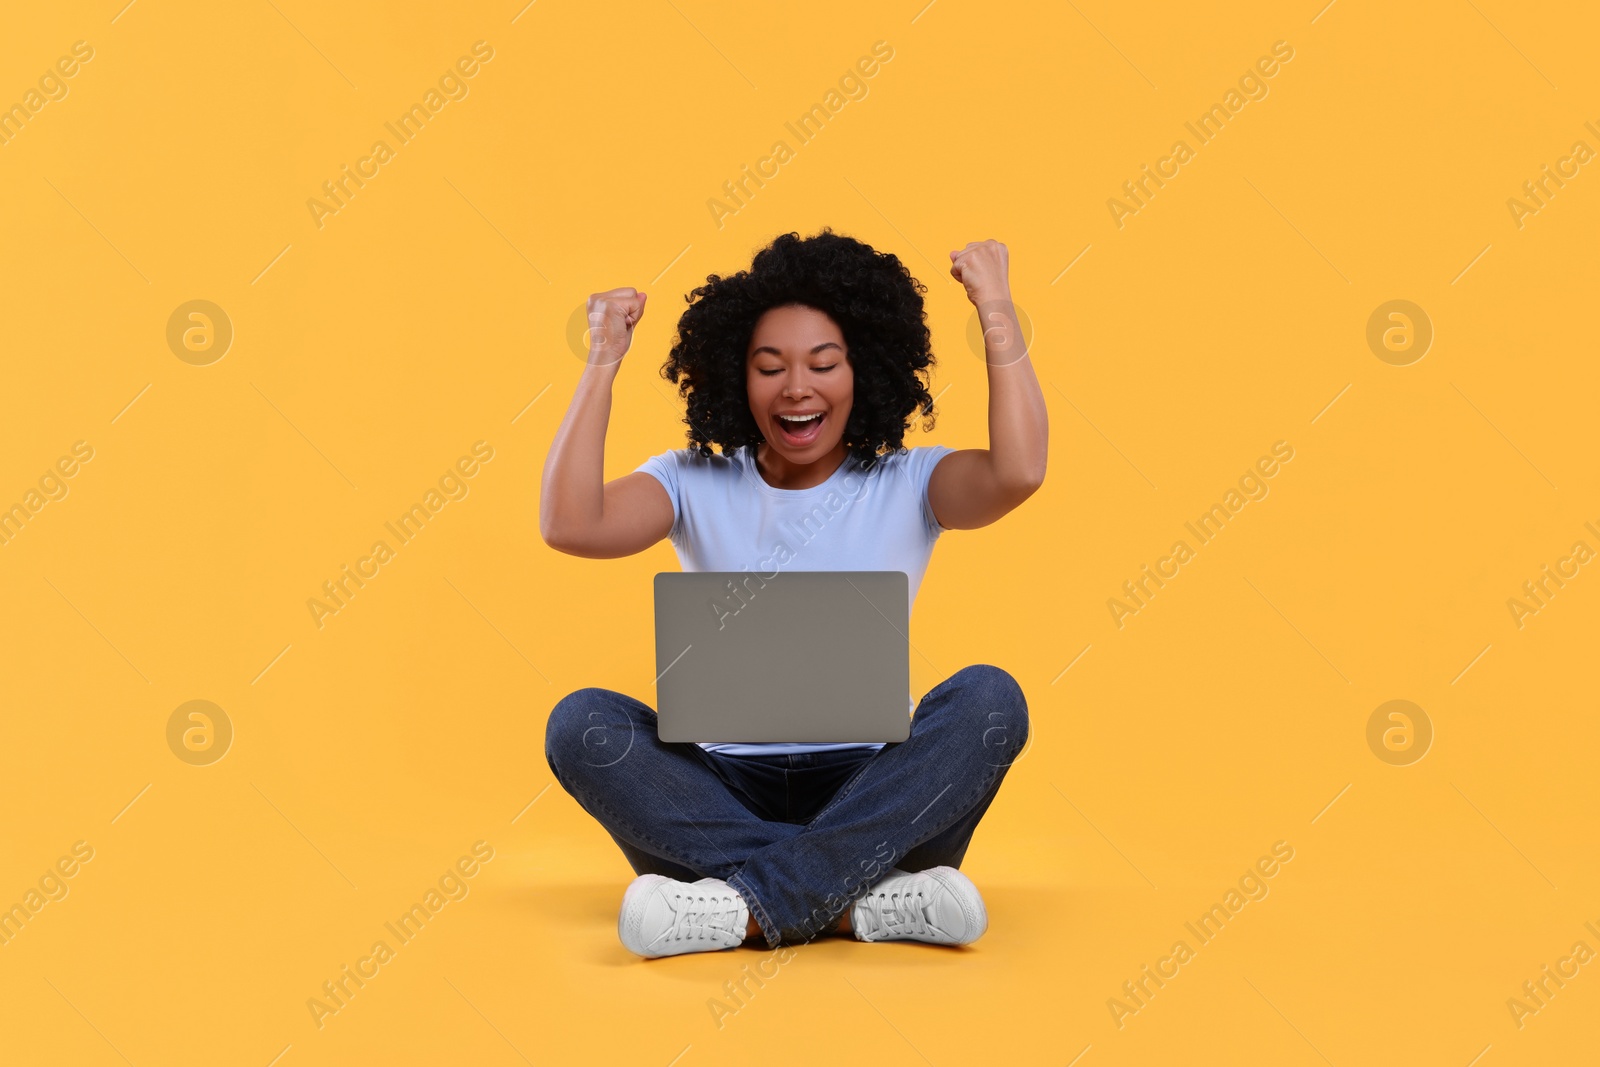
[659, 227, 938, 467]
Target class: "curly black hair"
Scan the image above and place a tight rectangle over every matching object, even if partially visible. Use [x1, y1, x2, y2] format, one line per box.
[660, 227, 937, 467]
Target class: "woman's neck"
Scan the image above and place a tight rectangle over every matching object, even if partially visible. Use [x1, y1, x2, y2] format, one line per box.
[753, 441, 850, 490]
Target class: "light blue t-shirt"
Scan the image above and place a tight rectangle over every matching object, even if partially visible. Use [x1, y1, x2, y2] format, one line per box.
[635, 442, 955, 757]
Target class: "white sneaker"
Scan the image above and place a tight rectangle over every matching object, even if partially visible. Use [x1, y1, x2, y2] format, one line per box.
[618, 874, 751, 958]
[850, 866, 988, 945]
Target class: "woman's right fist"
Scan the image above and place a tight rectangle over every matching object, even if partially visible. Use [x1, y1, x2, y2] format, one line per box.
[586, 288, 647, 367]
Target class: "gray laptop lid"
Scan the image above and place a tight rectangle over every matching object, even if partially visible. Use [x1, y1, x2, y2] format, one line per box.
[654, 570, 911, 743]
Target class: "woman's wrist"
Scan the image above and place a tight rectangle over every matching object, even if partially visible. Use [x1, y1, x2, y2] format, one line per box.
[580, 354, 624, 383]
[973, 293, 1025, 367]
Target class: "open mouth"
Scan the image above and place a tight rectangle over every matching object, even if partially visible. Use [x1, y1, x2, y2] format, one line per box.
[774, 411, 826, 447]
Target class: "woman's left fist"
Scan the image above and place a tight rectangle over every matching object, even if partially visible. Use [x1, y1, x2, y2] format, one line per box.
[949, 239, 1009, 305]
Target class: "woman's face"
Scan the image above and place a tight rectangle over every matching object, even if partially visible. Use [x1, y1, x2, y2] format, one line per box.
[745, 304, 854, 462]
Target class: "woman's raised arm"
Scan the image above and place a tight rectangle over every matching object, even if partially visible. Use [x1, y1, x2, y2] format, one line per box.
[540, 288, 675, 559]
[927, 240, 1050, 530]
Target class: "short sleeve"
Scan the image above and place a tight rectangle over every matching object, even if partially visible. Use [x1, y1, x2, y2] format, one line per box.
[634, 449, 684, 542]
[907, 444, 956, 538]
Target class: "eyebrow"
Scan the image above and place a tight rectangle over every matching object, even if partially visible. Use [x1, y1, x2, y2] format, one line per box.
[749, 341, 844, 357]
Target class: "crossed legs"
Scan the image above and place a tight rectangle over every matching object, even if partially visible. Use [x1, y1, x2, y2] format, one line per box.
[544, 664, 1030, 948]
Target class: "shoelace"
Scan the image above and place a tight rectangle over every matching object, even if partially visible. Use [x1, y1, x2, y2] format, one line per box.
[665, 889, 744, 943]
[857, 886, 932, 939]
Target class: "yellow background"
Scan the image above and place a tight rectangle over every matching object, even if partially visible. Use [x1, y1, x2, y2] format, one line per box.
[2, 0, 1596, 1063]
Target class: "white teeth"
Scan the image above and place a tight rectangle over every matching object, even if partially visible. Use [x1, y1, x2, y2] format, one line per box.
[778, 413, 822, 422]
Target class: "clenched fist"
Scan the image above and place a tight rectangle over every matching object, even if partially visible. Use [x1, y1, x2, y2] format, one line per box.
[586, 287, 648, 367]
[948, 240, 1010, 306]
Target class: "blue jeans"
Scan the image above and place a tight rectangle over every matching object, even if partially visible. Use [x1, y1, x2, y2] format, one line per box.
[543, 663, 1029, 948]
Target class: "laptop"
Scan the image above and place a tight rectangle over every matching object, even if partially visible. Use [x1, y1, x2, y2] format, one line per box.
[654, 570, 911, 743]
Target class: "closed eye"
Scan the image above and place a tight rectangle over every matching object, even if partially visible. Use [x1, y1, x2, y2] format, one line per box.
[756, 364, 838, 377]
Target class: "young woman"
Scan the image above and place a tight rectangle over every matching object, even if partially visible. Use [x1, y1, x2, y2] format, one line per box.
[540, 229, 1048, 958]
